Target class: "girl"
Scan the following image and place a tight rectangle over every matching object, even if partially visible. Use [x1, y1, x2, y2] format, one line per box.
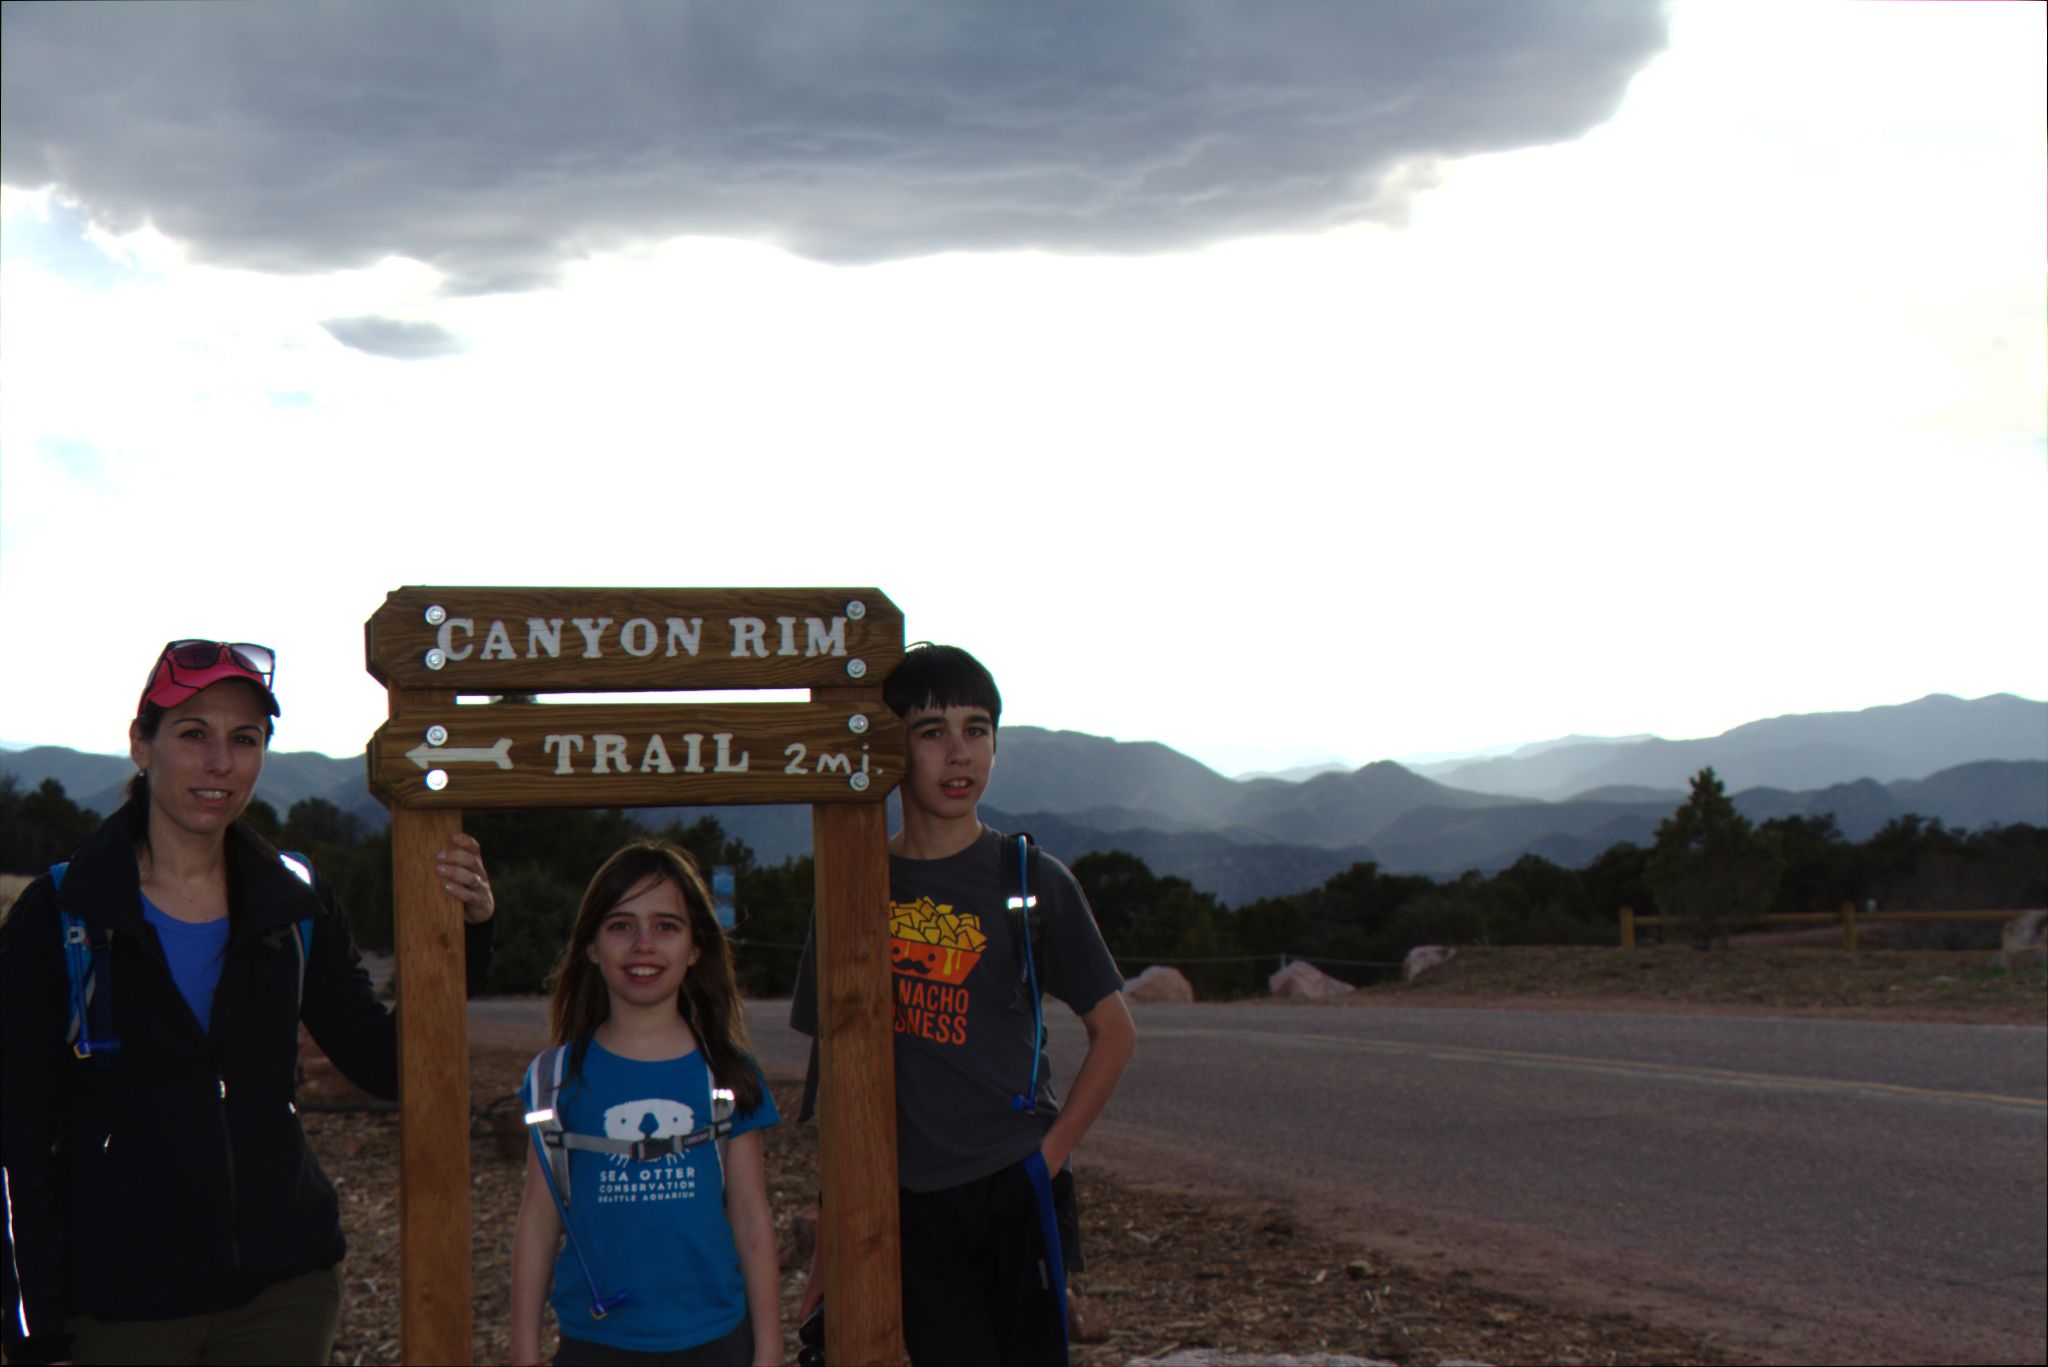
[511, 841, 781, 1367]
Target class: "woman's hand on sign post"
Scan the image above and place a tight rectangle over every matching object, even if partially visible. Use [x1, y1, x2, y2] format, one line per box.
[434, 832, 495, 924]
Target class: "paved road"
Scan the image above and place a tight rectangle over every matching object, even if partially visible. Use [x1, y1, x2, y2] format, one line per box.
[711, 997, 2047, 1366]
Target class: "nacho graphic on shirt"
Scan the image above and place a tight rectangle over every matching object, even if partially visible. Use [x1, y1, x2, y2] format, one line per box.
[890, 896, 988, 1045]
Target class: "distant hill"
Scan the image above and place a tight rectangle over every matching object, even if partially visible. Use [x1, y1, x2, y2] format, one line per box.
[979, 807, 1368, 907]
[1887, 760, 2048, 834]
[1219, 761, 1509, 845]
[0, 746, 379, 826]
[1232, 759, 1353, 783]
[697, 755, 2042, 904]
[980, 727, 1243, 825]
[1566, 785, 1685, 804]
[1, 747, 133, 810]
[6, 694, 2040, 905]
[1425, 694, 2044, 799]
[994, 760, 2047, 902]
[1365, 798, 1665, 877]
[1723, 761, 2048, 841]
[1407, 732, 1654, 778]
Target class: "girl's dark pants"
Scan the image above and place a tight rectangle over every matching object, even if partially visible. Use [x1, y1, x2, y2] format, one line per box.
[554, 1311, 753, 1366]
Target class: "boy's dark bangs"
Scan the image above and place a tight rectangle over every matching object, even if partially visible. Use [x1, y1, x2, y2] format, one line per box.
[883, 643, 1002, 723]
[901, 683, 998, 718]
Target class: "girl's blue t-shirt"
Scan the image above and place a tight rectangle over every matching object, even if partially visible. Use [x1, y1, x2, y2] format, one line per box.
[140, 893, 229, 1033]
[547, 1040, 778, 1351]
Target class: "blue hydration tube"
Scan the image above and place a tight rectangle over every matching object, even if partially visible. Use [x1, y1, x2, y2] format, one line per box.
[529, 1127, 631, 1321]
[1021, 1149, 1071, 1360]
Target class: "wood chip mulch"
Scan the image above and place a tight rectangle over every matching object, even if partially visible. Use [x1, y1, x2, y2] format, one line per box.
[305, 1047, 1753, 1366]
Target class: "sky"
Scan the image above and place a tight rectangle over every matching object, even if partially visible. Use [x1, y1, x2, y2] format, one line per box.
[2, 1, 2042, 778]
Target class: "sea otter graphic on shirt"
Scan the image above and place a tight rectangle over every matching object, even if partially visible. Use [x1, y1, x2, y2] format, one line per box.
[890, 896, 989, 1045]
[603, 1097, 697, 1148]
[593, 1096, 702, 1204]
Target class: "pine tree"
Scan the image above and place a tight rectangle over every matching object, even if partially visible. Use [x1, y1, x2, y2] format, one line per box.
[1647, 767, 1781, 950]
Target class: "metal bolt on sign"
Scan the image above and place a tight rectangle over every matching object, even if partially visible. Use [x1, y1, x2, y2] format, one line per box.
[849, 772, 871, 792]
[846, 600, 866, 620]
[425, 649, 447, 671]
[425, 769, 449, 791]
[846, 658, 867, 679]
[424, 605, 447, 626]
[848, 714, 870, 734]
[426, 725, 449, 746]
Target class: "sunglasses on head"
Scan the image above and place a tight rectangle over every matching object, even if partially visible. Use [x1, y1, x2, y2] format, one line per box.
[160, 640, 277, 687]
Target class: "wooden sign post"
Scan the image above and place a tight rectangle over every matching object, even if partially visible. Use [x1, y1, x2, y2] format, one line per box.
[365, 587, 907, 1364]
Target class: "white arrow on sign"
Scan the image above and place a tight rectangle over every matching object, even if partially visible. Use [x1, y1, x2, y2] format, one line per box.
[405, 738, 515, 771]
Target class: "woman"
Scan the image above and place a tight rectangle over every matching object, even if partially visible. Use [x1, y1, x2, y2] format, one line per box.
[0, 640, 497, 1365]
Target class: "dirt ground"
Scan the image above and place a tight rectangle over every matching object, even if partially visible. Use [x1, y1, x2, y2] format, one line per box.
[311, 944, 2047, 1362]
[308, 1047, 1753, 1366]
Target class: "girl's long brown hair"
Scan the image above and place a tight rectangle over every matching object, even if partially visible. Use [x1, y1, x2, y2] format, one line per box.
[544, 840, 762, 1113]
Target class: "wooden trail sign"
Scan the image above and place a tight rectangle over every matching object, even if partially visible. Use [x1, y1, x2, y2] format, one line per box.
[366, 586, 903, 693]
[368, 587, 905, 1365]
[367, 701, 903, 809]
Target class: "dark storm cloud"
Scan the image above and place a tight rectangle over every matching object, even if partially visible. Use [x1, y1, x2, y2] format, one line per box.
[3, 2, 1667, 291]
[320, 316, 466, 360]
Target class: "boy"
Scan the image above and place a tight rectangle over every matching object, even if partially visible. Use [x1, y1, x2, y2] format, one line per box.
[791, 643, 1136, 1364]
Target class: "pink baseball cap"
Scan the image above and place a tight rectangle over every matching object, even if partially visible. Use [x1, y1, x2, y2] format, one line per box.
[137, 640, 281, 717]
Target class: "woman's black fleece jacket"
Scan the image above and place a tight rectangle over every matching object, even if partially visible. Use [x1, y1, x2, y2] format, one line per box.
[0, 811, 494, 1365]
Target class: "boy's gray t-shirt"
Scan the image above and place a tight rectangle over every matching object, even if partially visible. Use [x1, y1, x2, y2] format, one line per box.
[790, 827, 1124, 1193]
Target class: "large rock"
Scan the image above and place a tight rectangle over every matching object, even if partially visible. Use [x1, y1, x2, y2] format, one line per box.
[1402, 944, 1458, 983]
[1268, 959, 1354, 999]
[1995, 909, 2047, 970]
[1124, 965, 1195, 1003]
[1068, 1290, 1113, 1344]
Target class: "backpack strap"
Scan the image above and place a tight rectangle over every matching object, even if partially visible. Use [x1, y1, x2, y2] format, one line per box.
[279, 851, 317, 1009]
[1000, 832, 1044, 980]
[523, 1044, 574, 1203]
[524, 1045, 740, 1202]
[708, 1081, 736, 1189]
[292, 916, 315, 1007]
[1002, 833, 1048, 1113]
[552, 1084, 737, 1163]
[555, 1112, 737, 1163]
[53, 863, 121, 1067]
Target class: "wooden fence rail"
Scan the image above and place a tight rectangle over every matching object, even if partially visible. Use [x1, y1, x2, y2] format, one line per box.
[1619, 904, 2035, 951]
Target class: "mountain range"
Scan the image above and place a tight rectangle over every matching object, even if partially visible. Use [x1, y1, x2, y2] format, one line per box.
[1408, 692, 2044, 798]
[6, 693, 2040, 905]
